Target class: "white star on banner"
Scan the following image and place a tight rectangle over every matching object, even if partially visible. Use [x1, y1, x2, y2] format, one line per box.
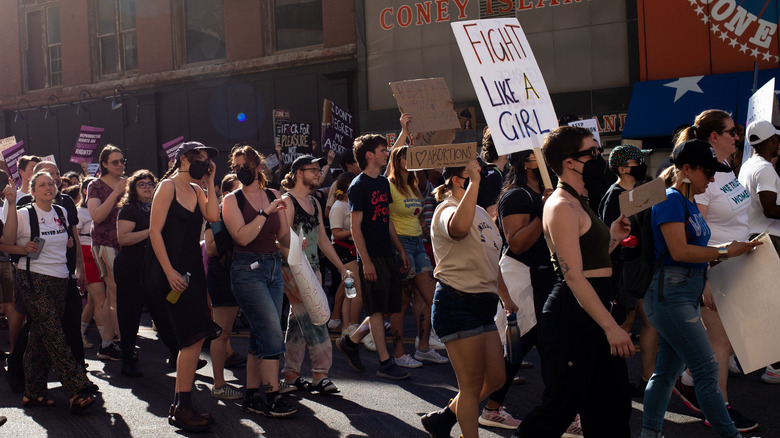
[695, 5, 704, 15]
[729, 38, 738, 48]
[740, 43, 749, 53]
[774, 55, 780, 63]
[689, 0, 697, 5]
[719, 31, 729, 41]
[751, 47, 761, 58]
[762, 52, 772, 61]
[664, 76, 705, 102]
[711, 24, 721, 34]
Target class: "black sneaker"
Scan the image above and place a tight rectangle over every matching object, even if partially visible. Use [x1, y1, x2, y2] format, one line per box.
[97, 343, 122, 361]
[376, 360, 410, 380]
[421, 406, 457, 438]
[704, 406, 759, 432]
[242, 393, 268, 415]
[266, 394, 298, 417]
[336, 336, 365, 372]
[672, 376, 701, 413]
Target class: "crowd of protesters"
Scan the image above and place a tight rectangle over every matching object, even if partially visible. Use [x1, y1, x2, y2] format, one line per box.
[0, 108, 777, 437]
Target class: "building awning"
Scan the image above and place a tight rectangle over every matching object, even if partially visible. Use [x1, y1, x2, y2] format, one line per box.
[623, 68, 780, 139]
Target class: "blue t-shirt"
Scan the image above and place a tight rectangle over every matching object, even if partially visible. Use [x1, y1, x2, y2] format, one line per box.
[651, 188, 710, 269]
[348, 172, 394, 259]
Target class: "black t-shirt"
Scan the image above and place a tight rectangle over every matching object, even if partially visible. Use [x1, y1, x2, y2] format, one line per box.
[497, 186, 550, 268]
[598, 182, 625, 228]
[477, 165, 504, 210]
[116, 203, 150, 261]
[348, 172, 393, 259]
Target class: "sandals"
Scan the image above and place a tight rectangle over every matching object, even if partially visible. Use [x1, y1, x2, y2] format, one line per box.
[22, 397, 55, 408]
[70, 395, 95, 415]
[285, 377, 313, 392]
[312, 378, 340, 394]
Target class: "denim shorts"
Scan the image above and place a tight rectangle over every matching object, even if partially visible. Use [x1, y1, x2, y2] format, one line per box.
[432, 281, 498, 344]
[396, 235, 433, 281]
[231, 251, 285, 358]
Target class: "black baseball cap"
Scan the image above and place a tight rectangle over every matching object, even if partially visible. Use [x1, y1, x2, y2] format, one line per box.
[671, 139, 731, 173]
[174, 141, 218, 161]
[291, 155, 327, 173]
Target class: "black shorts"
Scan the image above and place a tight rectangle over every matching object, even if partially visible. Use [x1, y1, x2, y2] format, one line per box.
[333, 241, 357, 265]
[358, 256, 402, 315]
[206, 258, 239, 308]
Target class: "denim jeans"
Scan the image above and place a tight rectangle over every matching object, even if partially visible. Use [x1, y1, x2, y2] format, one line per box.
[641, 266, 740, 438]
[231, 251, 285, 358]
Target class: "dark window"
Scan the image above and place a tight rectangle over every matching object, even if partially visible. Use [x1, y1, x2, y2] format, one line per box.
[22, 2, 61, 90]
[275, 0, 322, 51]
[96, 0, 137, 77]
[184, 0, 225, 64]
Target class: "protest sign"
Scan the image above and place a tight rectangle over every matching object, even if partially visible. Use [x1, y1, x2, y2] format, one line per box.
[265, 153, 280, 170]
[568, 118, 602, 147]
[41, 155, 56, 165]
[273, 109, 290, 145]
[415, 107, 478, 147]
[0, 136, 17, 160]
[162, 136, 184, 161]
[87, 163, 100, 177]
[618, 177, 667, 217]
[452, 18, 557, 156]
[70, 125, 104, 164]
[321, 99, 354, 158]
[2, 142, 26, 187]
[287, 227, 330, 325]
[406, 143, 477, 170]
[389, 78, 461, 133]
[278, 122, 311, 149]
[742, 79, 778, 163]
[709, 234, 780, 373]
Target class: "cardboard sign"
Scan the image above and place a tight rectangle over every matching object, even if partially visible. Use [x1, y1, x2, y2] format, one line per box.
[389, 78, 461, 133]
[321, 99, 354, 158]
[2, 142, 26, 188]
[0, 136, 17, 161]
[709, 234, 780, 374]
[451, 18, 558, 156]
[273, 109, 290, 145]
[162, 136, 185, 161]
[742, 79, 778, 163]
[287, 227, 331, 325]
[406, 143, 477, 170]
[568, 118, 602, 147]
[618, 177, 667, 217]
[70, 125, 104, 164]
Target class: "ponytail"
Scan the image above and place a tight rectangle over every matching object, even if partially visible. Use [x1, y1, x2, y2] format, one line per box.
[433, 183, 452, 203]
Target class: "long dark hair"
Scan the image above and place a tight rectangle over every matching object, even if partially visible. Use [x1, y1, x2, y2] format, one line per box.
[98, 144, 123, 175]
[160, 149, 202, 182]
[387, 145, 421, 199]
[78, 177, 96, 208]
[119, 169, 157, 207]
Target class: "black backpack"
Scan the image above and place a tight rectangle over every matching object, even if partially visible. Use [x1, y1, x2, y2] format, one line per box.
[211, 188, 277, 258]
[622, 197, 688, 300]
[19, 204, 72, 274]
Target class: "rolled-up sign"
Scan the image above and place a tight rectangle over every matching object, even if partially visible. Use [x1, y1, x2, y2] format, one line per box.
[287, 228, 331, 325]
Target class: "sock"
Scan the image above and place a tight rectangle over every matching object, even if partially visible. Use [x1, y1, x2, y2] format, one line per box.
[265, 390, 279, 402]
[97, 326, 104, 339]
[178, 391, 192, 408]
[725, 401, 731, 408]
[81, 322, 89, 335]
[101, 339, 112, 349]
[485, 405, 500, 412]
[344, 336, 359, 348]
[245, 388, 259, 399]
[380, 358, 392, 366]
[173, 392, 179, 406]
[681, 370, 694, 386]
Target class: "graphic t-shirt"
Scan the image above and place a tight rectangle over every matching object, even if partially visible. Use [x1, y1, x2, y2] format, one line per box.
[16, 204, 71, 278]
[738, 155, 780, 237]
[694, 168, 750, 245]
[87, 178, 120, 248]
[348, 173, 393, 259]
[388, 181, 423, 237]
[652, 188, 710, 270]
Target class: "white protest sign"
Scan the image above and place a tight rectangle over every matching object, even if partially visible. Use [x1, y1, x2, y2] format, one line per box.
[451, 18, 557, 156]
[0, 136, 17, 161]
[87, 163, 100, 176]
[742, 79, 776, 163]
[287, 228, 330, 325]
[709, 234, 780, 373]
[568, 118, 602, 147]
[265, 153, 280, 170]
[41, 154, 56, 165]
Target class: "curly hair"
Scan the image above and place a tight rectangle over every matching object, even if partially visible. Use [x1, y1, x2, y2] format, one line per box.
[118, 169, 157, 207]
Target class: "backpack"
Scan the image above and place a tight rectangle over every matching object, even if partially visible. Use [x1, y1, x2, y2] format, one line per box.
[19, 204, 72, 274]
[622, 196, 688, 300]
[211, 188, 277, 259]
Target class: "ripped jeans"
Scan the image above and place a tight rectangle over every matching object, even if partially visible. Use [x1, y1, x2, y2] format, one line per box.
[642, 266, 740, 438]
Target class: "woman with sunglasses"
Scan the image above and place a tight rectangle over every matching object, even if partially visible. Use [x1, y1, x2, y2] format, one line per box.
[86, 145, 127, 361]
[664, 110, 759, 433]
[640, 139, 759, 438]
[514, 126, 634, 437]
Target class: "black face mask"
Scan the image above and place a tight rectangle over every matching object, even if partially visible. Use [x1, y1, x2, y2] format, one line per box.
[573, 155, 606, 196]
[188, 159, 209, 180]
[628, 163, 648, 182]
[236, 165, 256, 186]
[462, 176, 470, 191]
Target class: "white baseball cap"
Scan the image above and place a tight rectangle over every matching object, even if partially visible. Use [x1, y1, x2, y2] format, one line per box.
[746, 120, 780, 145]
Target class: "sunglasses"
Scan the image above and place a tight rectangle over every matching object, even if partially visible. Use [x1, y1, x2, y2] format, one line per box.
[108, 158, 126, 166]
[567, 147, 603, 160]
[136, 181, 154, 189]
[720, 127, 738, 137]
[231, 164, 250, 172]
[701, 167, 715, 179]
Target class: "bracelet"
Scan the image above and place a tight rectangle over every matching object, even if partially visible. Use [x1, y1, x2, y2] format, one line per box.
[258, 209, 269, 219]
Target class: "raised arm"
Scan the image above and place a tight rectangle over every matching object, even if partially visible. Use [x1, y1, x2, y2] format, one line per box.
[447, 160, 481, 239]
[88, 178, 127, 224]
[197, 161, 220, 223]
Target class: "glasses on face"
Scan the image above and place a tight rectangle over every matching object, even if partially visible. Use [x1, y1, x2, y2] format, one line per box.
[720, 127, 738, 137]
[701, 167, 716, 179]
[231, 164, 249, 172]
[568, 147, 603, 160]
[136, 181, 154, 189]
[108, 158, 126, 166]
[301, 167, 323, 174]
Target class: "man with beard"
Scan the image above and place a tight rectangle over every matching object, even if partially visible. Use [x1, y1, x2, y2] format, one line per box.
[279, 155, 347, 393]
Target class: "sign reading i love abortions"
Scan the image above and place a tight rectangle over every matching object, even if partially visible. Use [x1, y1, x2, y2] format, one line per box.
[451, 18, 558, 156]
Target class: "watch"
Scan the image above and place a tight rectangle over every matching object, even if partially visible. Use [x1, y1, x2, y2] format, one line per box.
[717, 247, 729, 261]
[258, 209, 269, 219]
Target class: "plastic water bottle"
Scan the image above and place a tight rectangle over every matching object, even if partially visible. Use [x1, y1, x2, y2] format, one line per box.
[505, 312, 522, 364]
[344, 270, 357, 299]
[166, 272, 191, 304]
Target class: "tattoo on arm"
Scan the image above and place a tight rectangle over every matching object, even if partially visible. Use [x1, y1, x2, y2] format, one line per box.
[610, 238, 618, 249]
[559, 256, 570, 277]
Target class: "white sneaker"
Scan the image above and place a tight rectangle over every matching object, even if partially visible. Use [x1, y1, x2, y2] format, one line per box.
[761, 364, 780, 384]
[414, 348, 449, 364]
[342, 324, 358, 337]
[395, 354, 423, 368]
[82, 334, 94, 349]
[327, 319, 342, 333]
[728, 354, 743, 375]
[415, 334, 446, 351]
[362, 333, 378, 352]
[478, 406, 521, 429]
[210, 384, 243, 400]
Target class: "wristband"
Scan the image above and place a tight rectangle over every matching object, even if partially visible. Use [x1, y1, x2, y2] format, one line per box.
[258, 209, 269, 219]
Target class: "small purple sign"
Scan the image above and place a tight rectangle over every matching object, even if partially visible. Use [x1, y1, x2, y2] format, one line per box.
[70, 125, 104, 164]
[162, 136, 185, 161]
[3, 142, 26, 188]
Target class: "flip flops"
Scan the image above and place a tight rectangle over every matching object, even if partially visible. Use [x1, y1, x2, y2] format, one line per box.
[312, 378, 340, 394]
[70, 395, 95, 415]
